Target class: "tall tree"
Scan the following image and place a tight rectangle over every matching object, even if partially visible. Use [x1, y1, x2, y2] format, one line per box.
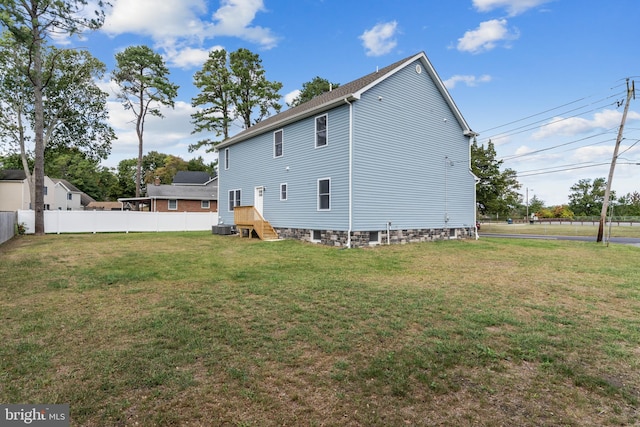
[616, 191, 640, 216]
[0, 0, 108, 234]
[568, 177, 609, 216]
[191, 48, 282, 151]
[287, 76, 340, 108]
[190, 49, 234, 150]
[114, 158, 137, 199]
[471, 139, 521, 217]
[230, 48, 282, 130]
[112, 45, 179, 198]
[0, 31, 113, 217]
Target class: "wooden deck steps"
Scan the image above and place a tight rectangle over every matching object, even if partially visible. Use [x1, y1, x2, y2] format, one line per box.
[233, 206, 279, 241]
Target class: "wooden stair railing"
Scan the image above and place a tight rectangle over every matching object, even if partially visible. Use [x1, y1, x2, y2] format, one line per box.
[233, 206, 279, 241]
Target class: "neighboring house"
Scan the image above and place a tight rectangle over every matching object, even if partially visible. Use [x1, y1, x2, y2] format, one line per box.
[120, 171, 218, 212]
[0, 170, 93, 211]
[51, 178, 94, 210]
[217, 51, 478, 247]
[86, 201, 124, 211]
[0, 169, 29, 211]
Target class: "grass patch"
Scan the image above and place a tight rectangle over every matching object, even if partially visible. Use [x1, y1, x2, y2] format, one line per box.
[480, 222, 640, 238]
[1, 232, 639, 426]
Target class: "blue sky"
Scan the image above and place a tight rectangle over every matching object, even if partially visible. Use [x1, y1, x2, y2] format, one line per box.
[65, 0, 639, 207]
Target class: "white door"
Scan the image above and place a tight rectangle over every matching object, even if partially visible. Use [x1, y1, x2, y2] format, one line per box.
[254, 186, 264, 217]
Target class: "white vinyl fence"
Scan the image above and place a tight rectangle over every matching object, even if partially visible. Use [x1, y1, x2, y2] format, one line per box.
[17, 210, 219, 234]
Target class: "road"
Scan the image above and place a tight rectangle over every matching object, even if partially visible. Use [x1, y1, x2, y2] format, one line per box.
[480, 233, 640, 247]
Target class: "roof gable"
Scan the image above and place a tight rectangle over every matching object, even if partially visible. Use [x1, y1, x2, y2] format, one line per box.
[217, 51, 474, 149]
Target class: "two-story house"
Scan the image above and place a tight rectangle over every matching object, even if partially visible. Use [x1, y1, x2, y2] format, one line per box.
[217, 51, 478, 247]
[0, 170, 91, 211]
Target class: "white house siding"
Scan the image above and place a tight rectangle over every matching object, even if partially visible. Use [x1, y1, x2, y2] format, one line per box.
[0, 181, 26, 211]
[351, 59, 475, 231]
[218, 104, 351, 231]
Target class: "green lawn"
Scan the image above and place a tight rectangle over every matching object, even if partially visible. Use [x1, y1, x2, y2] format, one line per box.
[480, 221, 640, 238]
[1, 232, 639, 426]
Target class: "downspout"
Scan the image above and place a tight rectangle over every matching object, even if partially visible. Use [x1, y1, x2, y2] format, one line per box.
[345, 98, 353, 248]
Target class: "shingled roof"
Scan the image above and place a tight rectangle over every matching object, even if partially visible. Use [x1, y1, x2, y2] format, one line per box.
[217, 51, 474, 150]
[0, 169, 27, 180]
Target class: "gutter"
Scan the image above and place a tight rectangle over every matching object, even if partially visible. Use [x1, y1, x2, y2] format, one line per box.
[345, 98, 353, 249]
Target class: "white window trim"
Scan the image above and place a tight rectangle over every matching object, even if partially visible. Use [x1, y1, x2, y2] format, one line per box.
[228, 189, 241, 212]
[201, 200, 210, 209]
[168, 199, 178, 210]
[224, 148, 230, 170]
[368, 231, 381, 246]
[311, 230, 322, 243]
[317, 177, 331, 211]
[315, 114, 328, 148]
[280, 183, 288, 201]
[273, 129, 283, 158]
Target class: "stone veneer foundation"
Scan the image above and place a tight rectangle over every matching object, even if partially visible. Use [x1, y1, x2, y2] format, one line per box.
[274, 227, 475, 248]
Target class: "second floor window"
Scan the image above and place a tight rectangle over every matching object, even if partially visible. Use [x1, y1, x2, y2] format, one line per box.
[224, 148, 230, 170]
[316, 115, 327, 147]
[274, 130, 283, 157]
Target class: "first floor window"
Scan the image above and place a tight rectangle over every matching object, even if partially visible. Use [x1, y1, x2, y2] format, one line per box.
[229, 189, 241, 211]
[168, 199, 177, 210]
[318, 178, 330, 211]
[280, 183, 287, 201]
[201, 200, 210, 209]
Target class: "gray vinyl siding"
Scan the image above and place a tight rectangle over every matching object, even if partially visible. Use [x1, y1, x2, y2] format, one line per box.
[351, 60, 475, 231]
[218, 105, 351, 230]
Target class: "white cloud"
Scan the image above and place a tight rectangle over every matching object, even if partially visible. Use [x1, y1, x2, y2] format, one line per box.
[571, 145, 614, 163]
[209, 0, 279, 49]
[284, 90, 301, 106]
[457, 19, 519, 54]
[163, 45, 223, 69]
[532, 109, 640, 139]
[443, 74, 491, 89]
[102, 0, 278, 58]
[359, 21, 398, 57]
[472, 0, 551, 16]
[103, 0, 208, 40]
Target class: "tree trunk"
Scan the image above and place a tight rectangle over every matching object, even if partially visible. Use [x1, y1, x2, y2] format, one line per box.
[32, 28, 45, 235]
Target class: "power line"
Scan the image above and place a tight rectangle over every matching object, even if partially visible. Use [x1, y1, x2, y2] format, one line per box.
[479, 90, 625, 141]
[483, 99, 621, 143]
[516, 162, 611, 177]
[477, 96, 590, 133]
[499, 130, 616, 161]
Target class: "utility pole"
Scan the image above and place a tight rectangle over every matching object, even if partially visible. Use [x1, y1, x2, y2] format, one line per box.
[597, 79, 635, 242]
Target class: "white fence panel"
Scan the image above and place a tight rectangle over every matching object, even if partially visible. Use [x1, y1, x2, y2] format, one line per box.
[17, 210, 218, 234]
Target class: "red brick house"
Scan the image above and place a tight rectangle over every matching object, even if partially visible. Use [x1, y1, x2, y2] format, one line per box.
[120, 171, 218, 212]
